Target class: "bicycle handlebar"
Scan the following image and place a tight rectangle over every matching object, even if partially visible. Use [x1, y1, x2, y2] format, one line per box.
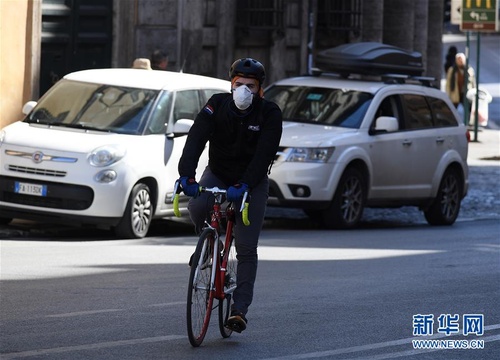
[171, 181, 250, 226]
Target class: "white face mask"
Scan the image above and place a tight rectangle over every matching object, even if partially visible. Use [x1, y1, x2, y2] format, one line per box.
[232, 85, 253, 110]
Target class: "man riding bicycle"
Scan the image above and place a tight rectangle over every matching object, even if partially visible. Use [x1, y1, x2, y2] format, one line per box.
[178, 58, 283, 333]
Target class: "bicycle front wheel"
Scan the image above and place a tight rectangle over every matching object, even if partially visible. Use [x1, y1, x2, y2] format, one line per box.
[187, 229, 216, 347]
[219, 234, 237, 338]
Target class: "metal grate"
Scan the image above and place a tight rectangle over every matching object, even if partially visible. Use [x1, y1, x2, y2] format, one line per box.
[8, 165, 66, 177]
[317, 0, 361, 34]
[236, 0, 285, 30]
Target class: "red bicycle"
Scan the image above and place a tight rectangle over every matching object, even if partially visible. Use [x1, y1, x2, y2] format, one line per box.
[172, 182, 250, 347]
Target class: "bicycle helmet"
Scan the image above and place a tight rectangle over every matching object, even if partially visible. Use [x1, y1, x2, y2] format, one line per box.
[229, 58, 266, 85]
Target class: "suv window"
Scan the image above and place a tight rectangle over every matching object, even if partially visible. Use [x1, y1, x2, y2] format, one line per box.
[266, 85, 373, 128]
[428, 97, 458, 127]
[401, 94, 433, 130]
[371, 95, 403, 132]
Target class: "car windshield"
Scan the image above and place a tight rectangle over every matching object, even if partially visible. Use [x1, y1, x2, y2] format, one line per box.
[24, 79, 160, 135]
[265, 85, 373, 128]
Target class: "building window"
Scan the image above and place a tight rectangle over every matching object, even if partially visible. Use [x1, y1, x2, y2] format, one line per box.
[236, 0, 284, 30]
[204, 0, 216, 26]
[317, 0, 361, 35]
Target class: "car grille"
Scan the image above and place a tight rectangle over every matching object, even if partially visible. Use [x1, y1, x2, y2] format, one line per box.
[8, 165, 66, 177]
[0, 176, 93, 210]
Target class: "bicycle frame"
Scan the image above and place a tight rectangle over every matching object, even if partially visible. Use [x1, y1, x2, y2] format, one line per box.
[201, 190, 237, 301]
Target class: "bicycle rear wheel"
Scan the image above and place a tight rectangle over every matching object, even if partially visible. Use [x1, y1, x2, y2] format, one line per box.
[219, 234, 237, 338]
[187, 229, 215, 347]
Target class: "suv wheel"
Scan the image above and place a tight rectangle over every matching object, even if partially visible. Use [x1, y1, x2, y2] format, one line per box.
[322, 167, 366, 229]
[115, 183, 153, 239]
[424, 168, 462, 226]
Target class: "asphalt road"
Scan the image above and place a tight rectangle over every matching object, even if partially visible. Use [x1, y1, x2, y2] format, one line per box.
[1, 219, 499, 359]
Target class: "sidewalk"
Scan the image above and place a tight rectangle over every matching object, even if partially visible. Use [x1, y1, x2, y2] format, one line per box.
[467, 128, 500, 166]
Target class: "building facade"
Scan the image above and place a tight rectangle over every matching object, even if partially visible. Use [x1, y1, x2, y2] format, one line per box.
[1, 0, 444, 128]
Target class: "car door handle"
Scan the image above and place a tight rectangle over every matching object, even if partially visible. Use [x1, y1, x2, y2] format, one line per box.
[436, 137, 445, 144]
[402, 139, 413, 146]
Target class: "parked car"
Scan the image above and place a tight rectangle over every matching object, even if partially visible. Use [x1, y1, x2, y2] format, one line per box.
[264, 44, 469, 229]
[0, 69, 230, 238]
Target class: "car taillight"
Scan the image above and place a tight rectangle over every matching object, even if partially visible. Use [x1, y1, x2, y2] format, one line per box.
[466, 130, 471, 142]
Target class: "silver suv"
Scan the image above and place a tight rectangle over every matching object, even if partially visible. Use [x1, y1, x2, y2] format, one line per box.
[265, 70, 469, 229]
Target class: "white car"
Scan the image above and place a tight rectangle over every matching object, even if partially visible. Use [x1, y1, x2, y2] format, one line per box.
[0, 69, 230, 238]
[264, 73, 469, 228]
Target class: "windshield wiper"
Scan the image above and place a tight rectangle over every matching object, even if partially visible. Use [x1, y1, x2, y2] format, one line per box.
[48, 122, 110, 132]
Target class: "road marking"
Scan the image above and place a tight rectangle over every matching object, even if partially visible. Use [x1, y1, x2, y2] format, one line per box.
[46, 309, 122, 318]
[262, 324, 500, 360]
[0, 335, 185, 359]
[148, 301, 185, 307]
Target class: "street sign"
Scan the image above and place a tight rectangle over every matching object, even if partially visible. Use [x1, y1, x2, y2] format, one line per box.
[461, 0, 499, 31]
[451, 0, 462, 24]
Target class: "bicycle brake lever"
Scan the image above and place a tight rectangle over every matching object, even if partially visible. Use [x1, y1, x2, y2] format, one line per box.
[240, 191, 249, 212]
[171, 180, 180, 202]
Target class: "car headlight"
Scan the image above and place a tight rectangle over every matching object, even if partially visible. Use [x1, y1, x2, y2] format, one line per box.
[0, 130, 5, 147]
[285, 147, 334, 163]
[88, 145, 126, 167]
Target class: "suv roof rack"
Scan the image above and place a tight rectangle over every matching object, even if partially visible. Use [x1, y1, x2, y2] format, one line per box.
[309, 69, 436, 88]
[314, 42, 425, 78]
[382, 74, 436, 87]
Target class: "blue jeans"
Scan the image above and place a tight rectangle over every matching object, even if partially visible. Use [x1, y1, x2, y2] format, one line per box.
[188, 166, 268, 316]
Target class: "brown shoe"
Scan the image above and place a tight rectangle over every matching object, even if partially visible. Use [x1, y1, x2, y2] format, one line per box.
[225, 312, 247, 333]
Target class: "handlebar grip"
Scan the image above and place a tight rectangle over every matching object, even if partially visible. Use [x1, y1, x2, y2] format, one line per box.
[173, 193, 181, 217]
[171, 180, 182, 217]
[241, 201, 250, 226]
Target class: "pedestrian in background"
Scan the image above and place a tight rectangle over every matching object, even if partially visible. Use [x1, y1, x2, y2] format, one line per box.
[444, 45, 457, 74]
[132, 58, 152, 70]
[151, 49, 168, 70]
[445, 52, 476, 109]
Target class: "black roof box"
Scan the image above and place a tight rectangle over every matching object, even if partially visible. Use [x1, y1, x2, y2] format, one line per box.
[315, 42, 424, 77]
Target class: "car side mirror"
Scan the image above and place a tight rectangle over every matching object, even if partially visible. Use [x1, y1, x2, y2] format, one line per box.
[22, 101, 37, 115]
[373, 116, 399, 133]
[167, 119, 194, 138]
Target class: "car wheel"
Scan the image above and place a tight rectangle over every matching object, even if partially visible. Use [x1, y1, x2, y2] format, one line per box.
[115, 183, 153, 239]
[322, 167, 366, 229]
[424, 168, 462, 226]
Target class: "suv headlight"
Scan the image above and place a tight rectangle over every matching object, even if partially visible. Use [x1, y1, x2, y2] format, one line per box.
[284, 147, 334, 163]
[88, 145, 126, 167]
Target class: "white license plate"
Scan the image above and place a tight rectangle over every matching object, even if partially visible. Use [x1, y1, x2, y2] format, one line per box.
[14, 182, 47, 196]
